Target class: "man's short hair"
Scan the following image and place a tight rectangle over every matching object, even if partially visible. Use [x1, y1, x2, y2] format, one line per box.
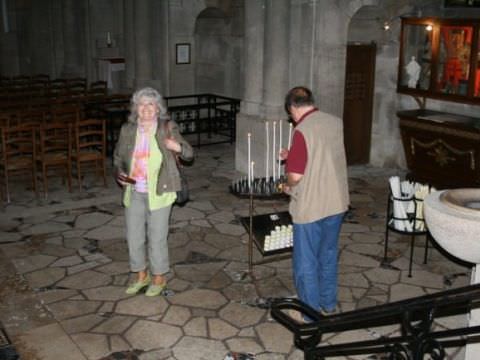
[284, 86, 315, 114]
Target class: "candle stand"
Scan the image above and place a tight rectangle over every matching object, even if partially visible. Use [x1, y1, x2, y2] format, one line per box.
[382, 191, 430, 277]
[230, 177, 292, 275]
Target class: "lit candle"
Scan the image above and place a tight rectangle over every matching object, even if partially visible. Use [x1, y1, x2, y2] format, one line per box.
[265, 121, 269, 180]
[288, 122, 292, 149]
[278, 119, 282, 178]
[247, 132, 251, 187]
[272, 121, 276, 181]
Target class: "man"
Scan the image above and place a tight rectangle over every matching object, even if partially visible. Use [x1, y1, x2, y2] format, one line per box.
[280, 86, 349, 317]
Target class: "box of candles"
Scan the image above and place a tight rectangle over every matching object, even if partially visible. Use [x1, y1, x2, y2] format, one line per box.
[240, 211, 293, 255]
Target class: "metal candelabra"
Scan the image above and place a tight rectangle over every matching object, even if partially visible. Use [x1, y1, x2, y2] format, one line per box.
[230, 176, 286, 197]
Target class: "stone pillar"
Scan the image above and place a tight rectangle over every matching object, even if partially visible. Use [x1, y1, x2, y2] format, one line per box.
[62, 0, 83, 76]
[134, 0, 152, 87]
[262, 0, 289, 119]
[157, 0, 169, 94]
[241, 0, 265, 116]
[123, 0, 135, 89]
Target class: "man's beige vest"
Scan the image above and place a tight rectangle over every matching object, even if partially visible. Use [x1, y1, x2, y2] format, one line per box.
[289, 110, 350, 224]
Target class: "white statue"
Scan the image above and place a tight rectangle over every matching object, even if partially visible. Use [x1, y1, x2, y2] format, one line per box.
[405, 56, 421, 88]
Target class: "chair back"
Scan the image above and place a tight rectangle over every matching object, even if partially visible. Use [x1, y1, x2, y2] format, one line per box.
[73, 118, 106, 159]
[68, 78, 87, 97]
[0, 124, 36, 167]
[52, 104, 83, 124]
[88, 81, 108, 97]
[38, 122, 72, 160]
[49, 78, 69, 98]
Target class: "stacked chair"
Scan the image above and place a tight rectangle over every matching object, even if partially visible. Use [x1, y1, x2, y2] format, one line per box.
[0, 74, 111, 202]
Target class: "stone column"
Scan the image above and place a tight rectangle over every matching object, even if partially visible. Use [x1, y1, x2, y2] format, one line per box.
[241, 0, 265, 116]
[262, 0, 289, 119]
[134, 0, 152, 87]
[156, 0, 169, 94]
[123, 0, 135, 89]
[62, 0, 83, 76]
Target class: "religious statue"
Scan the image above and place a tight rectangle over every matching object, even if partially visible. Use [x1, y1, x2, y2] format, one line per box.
[406, 56, 421, 88]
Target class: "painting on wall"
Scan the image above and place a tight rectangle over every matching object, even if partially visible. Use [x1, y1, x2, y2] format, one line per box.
[444, 0, 480, 7]
[176, 43, 191, 64]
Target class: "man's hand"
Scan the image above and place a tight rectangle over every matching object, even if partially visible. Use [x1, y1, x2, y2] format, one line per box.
[279, 148, 289, 161]
[281, 183, 292, 194]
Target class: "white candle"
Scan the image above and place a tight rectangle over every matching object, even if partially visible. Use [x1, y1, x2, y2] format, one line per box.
[247, 132, 251, 187]
[107, 31, 112, 46]
[251, 161, 255, 185]
[278, 119, 282, 178]
[272, 121, 276, 181]
[265, 121, 269, 180]
[288, 122, 293, 149]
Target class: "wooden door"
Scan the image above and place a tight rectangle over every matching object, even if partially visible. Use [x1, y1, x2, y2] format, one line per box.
[343, 43, 376, 165]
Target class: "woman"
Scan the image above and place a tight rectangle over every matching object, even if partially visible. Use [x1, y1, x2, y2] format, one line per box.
[113, 87, 193, 296]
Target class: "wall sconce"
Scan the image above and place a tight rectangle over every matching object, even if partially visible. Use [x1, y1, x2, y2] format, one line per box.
[425, 24, 433, 32]
[382, 11, 420, 32]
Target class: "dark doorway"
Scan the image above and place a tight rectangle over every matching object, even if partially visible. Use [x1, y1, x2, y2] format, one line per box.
[343, 43, 376, 165]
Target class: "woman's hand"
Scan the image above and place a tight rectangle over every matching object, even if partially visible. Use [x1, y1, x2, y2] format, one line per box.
[165, 137, 182, 153]
[116, 172, 135, 187]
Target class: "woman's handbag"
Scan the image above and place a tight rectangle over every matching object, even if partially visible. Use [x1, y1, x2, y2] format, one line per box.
[174, 159, 189, 205]
[164, 120, 189, 206]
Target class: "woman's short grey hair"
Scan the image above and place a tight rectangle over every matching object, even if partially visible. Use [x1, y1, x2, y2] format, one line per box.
[128, 87, 168, 124]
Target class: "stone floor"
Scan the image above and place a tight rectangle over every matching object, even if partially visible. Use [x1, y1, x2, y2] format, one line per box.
[0, 143, 473, 360]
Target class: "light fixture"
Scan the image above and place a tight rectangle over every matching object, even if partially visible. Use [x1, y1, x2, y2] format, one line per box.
[426, 24, 433, 32]
[383, 21, 391, 31]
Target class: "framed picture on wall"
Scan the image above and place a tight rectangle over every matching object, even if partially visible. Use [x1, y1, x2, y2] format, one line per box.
[444, 0, 480, 7]
[176, 43, 191, 64]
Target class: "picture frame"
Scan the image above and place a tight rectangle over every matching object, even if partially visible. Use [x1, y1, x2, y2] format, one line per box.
[444, 0, 480, 7]
[176, 43, 191, 64]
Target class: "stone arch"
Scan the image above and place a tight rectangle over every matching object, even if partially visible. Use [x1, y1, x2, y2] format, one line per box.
[342, 0, 381, 19]
[193, 6, 243, 97]
[346, 2, 406, 168]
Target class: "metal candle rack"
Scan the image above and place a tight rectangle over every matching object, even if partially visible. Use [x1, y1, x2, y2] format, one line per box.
[231, 176, 292, 275]
[229, 175, 286, 197]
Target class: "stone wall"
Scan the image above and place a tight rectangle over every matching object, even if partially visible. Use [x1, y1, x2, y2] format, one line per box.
[2, 0, 480, 173]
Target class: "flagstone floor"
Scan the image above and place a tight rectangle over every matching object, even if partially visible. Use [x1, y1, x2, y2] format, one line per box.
[0, 143, 472, 360]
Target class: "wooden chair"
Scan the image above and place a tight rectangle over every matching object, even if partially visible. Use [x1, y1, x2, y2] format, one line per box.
[0, 124, 37, 202]
[71, 118, 107, 191]
[52, 104, 82, 124]
[0, 76, 10, 87]
[16, 109, 47, 127]
[88, 81, 108, 97]
[67, 78, 87, 98]
[49, 78, 69, 98]
[31, 74, 50, 83]
[36, 122, 72, 197]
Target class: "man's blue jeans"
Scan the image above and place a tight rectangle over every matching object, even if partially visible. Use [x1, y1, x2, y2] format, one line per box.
[292, 212, 345, 313]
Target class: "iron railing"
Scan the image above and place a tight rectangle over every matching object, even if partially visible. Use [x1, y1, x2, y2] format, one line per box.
[165, 93, 240, 147]
[85, 93, 241, 155]
[271, 283, 480, 360]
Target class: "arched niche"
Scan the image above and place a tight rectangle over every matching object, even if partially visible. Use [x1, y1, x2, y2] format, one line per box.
[193, 7, 243, 98]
